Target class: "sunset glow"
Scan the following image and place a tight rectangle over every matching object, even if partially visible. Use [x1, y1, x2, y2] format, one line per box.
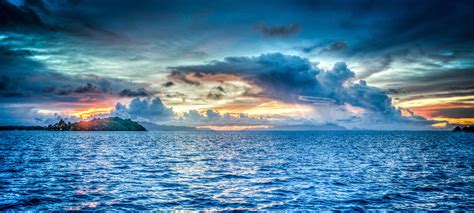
[0, 0, 472, 130]
[71, 108, 113, 120]
[197, 125, 272, 131]
[2, 1, 474, 211]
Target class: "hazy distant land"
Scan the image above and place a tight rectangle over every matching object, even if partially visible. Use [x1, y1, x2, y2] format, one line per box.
[0, 117, 146, 131]
[0, 117, 472, 132]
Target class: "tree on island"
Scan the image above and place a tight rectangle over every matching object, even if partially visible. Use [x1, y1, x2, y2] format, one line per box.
[46, 117, 147, 131]
[453, 125, 474, 133]
[47, 119, 70, 131]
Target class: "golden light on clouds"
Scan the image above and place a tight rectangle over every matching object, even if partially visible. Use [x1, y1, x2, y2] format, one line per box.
[396, 95, 474, 108]
[71, 107, 112, 120]
[395, 94, 474, 125]
[431, 117, 474, 125]
[431, 122, 448, 128]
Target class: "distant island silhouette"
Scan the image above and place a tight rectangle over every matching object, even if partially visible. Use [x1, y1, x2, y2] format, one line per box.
[139, 121, 203, 131]
[0, 117, 146, 131]
[2, 119, 473, 132]
[452, 126, 474, 133]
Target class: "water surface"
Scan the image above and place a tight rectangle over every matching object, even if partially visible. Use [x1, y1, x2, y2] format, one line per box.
[0, 131, 473, 210]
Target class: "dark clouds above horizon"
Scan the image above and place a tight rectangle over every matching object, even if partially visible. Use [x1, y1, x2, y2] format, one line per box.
[0, 0, 473, 128]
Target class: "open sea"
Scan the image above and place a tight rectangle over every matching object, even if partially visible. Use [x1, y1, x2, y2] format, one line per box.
[0, 131, 473, 211]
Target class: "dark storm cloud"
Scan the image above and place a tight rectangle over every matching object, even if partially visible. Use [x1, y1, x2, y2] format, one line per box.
[254, 23, 300, 37]
[162, 81, 175, 87]
[207, 86, 226, 100]
[0, 0, 44, 30]
[4, 0, 473, 51]
[283, 0, 474, 53]
[300, 41, 348, 54]
[296, 1, 474, 88]
[319, 41, 348, 54]
[168, 71, 201, 86]
[398, 91, 474, 103]
[22, 0, 50, 15]
[171, 53, 320, 102]
[0, 43, 150, 102]
[119, 88, 155, 97]
[0, 0, 122, 40]
[431, 108, 474, 119]
[73, 83, 100, 93]
[1, 0, 471, 128]
[343, 0, 474, 53]
[170, 53, 416, 123]
[389, 67, 474, 94]
[1, 48, 33, 57]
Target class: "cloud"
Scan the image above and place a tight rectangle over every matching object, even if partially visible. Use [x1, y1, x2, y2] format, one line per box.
[319, 41, 348, 54]
[300, 41, 348, 54]
[356, 54, 393, 79]
[23, 0, 50, 14]
[170, 53, 320, 102]
[168, 71, 201, 86]
[398, 91, 474, 103]
[430, 108, 474, 118]
[207, 86, 226, 100]
[162, 81, 175, 87]
[73, 83, 101, 93]
[119, 88, 155, 97]
[298, 96, 336, 104]
[407, 68, 474, 93]
[170, 53, 435, 128]
[0, 0, 44, 30]
[0, 0, 123, 41]
[345, 1, 474, 55]
[181, 109, 270, 126]
[112, 97, 174, 122]
[254, 23, 300, 37]
[0, 43, 151, 103]
[301, 43, 322, 53]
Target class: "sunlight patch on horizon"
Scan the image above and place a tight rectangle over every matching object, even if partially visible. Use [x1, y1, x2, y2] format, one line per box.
[431, 117, 474, 125]
[197, 125, 271, 131]
[71, 108, 113, 120]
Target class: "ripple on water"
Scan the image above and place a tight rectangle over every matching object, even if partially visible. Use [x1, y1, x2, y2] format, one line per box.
[0, 131, 472, 210]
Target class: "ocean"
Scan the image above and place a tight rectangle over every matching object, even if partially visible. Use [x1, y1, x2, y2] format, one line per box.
[0, 131, 473, 210]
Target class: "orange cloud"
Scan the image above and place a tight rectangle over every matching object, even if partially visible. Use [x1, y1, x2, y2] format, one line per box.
[431, 118, 474, 125]
[431, 122, 448, 128]
[408, 103, 473, 119]
[406, 103, 474, 125]
[71, 107, 113, 119]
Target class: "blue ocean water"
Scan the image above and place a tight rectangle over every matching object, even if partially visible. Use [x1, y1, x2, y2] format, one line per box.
[0, 131, 473, 211]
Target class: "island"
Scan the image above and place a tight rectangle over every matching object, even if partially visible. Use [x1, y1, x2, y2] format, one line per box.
[0, 117, 146, 131]
[453, 126, 474, 133]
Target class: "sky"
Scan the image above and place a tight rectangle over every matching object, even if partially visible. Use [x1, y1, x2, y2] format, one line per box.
[0, 0, 473, 130]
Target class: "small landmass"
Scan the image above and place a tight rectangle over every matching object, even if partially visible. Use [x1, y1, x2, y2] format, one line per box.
[0, 117, 146, 131]
[49, 117, 146, 131]
[453, 126, 474, 133]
